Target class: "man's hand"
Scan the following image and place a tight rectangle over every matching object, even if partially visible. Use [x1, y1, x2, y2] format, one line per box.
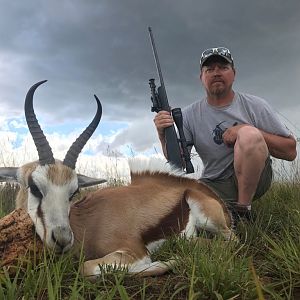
[222, 124, 247, 147]
[153, 110, 174, 139]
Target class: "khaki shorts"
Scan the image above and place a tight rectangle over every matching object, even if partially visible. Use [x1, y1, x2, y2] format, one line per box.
[201, 157, 273, 205]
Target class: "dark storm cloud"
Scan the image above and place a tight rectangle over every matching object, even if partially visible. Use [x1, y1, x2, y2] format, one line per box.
[0, 0, 300, 151]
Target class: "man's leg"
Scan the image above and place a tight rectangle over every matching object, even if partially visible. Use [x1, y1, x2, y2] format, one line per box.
[234, 126, 269, 206]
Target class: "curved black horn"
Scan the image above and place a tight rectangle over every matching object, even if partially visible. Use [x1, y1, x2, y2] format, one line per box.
[63, 95, 102, 170]
[25, 80, 55, 166]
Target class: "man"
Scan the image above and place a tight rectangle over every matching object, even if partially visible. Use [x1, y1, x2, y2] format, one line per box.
[154, 47, 297, 221]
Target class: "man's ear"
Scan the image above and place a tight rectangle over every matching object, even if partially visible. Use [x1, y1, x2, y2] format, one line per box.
[232, 66, 236, 75]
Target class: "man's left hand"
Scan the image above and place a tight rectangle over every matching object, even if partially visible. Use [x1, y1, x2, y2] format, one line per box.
[222, 124, 247, 146]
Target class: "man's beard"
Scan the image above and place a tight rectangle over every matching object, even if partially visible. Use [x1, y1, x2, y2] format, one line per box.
[209, 83, 232, 98]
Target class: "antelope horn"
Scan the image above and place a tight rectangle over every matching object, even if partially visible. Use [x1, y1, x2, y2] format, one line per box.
[25, 80, 55, 166]
[63, 95, 102, 170]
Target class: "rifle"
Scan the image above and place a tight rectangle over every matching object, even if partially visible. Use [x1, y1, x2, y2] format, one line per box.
[148, 27, 194, 173]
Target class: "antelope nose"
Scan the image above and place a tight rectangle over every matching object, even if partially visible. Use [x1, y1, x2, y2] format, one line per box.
[52, 226, 73, 252]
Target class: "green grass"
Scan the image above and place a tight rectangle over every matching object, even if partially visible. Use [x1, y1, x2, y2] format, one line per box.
[0, 183, 17, 218]
[1, 181, 300, 299]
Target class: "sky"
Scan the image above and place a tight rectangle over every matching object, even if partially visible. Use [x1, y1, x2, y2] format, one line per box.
[0, 0, 299, 177]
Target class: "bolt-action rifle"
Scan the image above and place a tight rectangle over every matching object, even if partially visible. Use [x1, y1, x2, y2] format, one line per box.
[148, 27, 194, 173]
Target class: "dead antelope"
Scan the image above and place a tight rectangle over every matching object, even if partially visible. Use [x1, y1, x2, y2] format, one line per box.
[71, 159, 237, 279]
[0, 81, 236, 280]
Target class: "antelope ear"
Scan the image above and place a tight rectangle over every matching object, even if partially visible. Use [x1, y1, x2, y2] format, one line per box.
[0, 167, 19, 182]
[77, 174, 106, 188]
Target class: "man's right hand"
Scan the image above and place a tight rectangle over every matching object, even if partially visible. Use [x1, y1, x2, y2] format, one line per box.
[153, 111, 174, 139]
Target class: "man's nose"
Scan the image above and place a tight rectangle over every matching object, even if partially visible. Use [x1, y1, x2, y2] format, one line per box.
[212, 67, 222, 75]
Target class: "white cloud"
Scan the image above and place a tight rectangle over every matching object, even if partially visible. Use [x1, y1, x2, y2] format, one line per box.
[9, 119, 27, 129]
[110, 115, 158, 152]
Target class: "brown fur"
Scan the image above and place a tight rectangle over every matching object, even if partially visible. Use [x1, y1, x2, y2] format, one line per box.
[16, 162, 38, 209]
[141, 193, 190, 244]
[47, 163, 74, 185]
[70, 171, 233, 263]
[16, 188, 28, 210]
[130, 171, 231, 226]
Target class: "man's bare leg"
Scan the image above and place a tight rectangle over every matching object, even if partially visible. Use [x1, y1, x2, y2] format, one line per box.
[234, 126, 269, 206]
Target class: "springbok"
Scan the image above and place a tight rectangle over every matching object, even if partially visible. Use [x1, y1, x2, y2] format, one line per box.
[0, 81, 236, 280]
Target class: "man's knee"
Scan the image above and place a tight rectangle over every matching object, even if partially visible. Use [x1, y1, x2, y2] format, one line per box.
[236, 126, 267, 153]
[237, 126, 263, 144]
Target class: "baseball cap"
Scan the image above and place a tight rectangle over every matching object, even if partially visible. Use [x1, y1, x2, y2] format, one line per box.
[200, 47, 234, 68]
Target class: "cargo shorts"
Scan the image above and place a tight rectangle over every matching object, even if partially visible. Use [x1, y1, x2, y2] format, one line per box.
[200, 157, 273, 205]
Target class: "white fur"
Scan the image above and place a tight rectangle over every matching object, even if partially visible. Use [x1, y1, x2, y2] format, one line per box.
[181, 213, 198, 238]
[187, 197, 218, 232]
[129, 256, 160, 273]
[28, 165, 77, 252]
[128, 157, 184, 177]
[146, 238, 166, 253]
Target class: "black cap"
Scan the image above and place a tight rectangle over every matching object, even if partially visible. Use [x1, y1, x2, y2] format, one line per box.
[200, 47, 233, 68]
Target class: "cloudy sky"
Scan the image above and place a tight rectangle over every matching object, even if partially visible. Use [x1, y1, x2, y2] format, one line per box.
[0, 0, 299, 174]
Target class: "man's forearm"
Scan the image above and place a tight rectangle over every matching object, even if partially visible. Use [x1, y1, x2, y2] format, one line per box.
[260, 130, 297, 161]
[158, 133, 168, 159]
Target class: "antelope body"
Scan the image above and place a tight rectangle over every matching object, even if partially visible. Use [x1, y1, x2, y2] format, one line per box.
[0, 81, 236, 280]
[71, 160, 235, 278]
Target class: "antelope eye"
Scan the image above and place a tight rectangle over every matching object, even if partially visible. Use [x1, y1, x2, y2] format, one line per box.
[69, 189, 79, 201]
[29, 183, 43, 199]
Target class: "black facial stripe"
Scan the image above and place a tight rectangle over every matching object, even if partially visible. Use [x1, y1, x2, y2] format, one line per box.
[69, 188, 79, 201]
[28, 174, 43, 199]
[37, 202, 47, 239]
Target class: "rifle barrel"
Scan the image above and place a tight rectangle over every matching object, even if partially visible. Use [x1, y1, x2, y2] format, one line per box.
[148, 27, 167, 97]
[148, 27, 194, 172]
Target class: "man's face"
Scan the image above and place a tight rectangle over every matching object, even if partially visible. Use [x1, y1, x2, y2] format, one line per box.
[200, 57, 235, 98]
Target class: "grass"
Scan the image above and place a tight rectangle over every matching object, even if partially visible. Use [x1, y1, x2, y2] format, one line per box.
[0, 180, 300, 299]
[0, 183, 18, 218]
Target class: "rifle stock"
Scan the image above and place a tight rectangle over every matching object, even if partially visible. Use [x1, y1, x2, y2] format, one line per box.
[157, 86, 183, 169]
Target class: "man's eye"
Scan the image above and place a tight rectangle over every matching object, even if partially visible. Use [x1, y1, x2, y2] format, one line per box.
[29, 184, 43, 199]
[221, 65, 229, 70]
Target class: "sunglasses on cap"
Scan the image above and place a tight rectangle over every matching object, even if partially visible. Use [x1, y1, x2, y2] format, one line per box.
[200, 47, 233, 67]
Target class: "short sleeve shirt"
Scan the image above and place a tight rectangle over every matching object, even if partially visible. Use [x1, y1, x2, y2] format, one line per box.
[182, 92, 291, 180]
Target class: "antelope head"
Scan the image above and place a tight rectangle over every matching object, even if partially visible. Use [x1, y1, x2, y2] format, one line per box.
[0, 80, 106, 253]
